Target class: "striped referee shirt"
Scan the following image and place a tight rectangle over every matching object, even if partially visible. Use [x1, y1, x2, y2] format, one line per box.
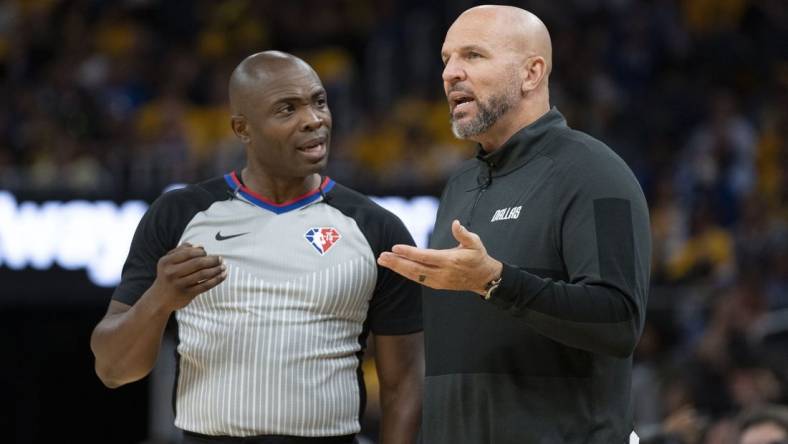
[112, 172, 422, 438]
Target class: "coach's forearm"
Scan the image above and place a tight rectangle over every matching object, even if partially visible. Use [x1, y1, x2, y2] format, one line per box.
[488, 264, 643, 358]
[90, 290, 173, 388]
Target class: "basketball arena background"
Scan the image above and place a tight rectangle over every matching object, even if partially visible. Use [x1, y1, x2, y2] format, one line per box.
[1, 0, 786, 443]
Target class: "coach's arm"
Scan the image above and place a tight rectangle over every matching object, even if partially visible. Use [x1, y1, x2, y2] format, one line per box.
[375, 332, 424, 444]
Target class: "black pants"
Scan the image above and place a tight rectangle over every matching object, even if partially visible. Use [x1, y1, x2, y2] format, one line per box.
[182, 431, 358, 444]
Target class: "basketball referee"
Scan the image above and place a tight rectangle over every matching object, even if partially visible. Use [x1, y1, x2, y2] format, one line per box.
[91, 51, 423, 444]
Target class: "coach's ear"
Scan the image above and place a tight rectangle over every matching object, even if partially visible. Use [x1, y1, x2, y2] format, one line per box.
[521, 55, 547, 94]
[231, 115, 251, 143]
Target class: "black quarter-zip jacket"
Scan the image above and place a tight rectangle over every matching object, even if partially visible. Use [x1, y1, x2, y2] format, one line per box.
[422, 108, 651, 444]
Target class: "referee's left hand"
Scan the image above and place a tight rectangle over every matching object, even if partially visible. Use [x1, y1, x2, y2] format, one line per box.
[377, 220, 502, 295]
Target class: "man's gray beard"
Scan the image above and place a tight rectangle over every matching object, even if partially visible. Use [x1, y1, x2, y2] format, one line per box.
[451, 91, 516, 139]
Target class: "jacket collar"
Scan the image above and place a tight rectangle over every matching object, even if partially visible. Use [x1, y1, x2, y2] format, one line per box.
[475, 107, 567, 177]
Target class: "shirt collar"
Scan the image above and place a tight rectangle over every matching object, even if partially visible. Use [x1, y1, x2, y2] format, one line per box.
[475, 107, 567, 176]
[224, 171, 335, 214]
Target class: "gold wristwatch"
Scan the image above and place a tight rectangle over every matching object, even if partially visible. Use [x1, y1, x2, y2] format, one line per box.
[481, 276, 503, 300]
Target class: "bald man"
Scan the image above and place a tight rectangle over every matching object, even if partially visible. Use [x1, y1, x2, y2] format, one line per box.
[91, 51, 423, 444]
[737, 405, 788, 444]
[378, 6, 651, 443]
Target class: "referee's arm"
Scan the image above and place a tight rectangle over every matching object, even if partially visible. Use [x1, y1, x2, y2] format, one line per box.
[374, 332, 424, 444]
[91, 244, 225, 388]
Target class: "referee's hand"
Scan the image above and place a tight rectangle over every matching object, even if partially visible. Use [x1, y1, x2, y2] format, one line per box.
[150, 242, 227, 311]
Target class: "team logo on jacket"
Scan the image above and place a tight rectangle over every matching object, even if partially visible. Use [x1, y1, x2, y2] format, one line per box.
[305, 227, 342, 255]
[491, 206, 522, 222]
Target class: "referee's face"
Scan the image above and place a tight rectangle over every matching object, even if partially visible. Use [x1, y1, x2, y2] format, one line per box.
[244, 64, 332, 180]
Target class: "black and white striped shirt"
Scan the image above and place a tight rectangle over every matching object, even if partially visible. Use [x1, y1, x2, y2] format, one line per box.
[113, 172, 422, 438]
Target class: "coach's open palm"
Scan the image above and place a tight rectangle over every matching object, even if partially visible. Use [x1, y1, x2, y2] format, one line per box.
[378, 220, 501, 294]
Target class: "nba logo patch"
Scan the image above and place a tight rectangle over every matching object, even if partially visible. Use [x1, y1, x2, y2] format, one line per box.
[305, 227, 341, 255]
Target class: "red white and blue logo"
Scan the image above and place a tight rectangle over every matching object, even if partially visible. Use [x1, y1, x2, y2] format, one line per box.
[305, 227, 342, 255]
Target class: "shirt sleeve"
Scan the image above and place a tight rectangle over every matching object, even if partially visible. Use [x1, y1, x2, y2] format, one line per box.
[111, 189, 194, 306]
[367, 213, 424, 336]
[488, 150, 652, 358]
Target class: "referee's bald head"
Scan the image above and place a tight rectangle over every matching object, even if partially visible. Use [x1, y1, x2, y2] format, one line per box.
[228, 51, 318, 115]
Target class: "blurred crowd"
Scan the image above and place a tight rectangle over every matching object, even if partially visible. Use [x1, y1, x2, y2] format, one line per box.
[1, 0, 786, 443]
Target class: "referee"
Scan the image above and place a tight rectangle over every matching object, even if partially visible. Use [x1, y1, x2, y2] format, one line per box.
[91, 51, 423, 444]
[378, 6, 651, 444]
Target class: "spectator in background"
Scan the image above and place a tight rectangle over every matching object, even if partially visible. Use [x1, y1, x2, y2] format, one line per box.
[736, 405, 788, 444]
[677, 91, 756, 225]
[667, 201, 735, 285]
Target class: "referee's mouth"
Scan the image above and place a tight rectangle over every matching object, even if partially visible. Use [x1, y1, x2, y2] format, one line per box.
[296, 135, 328, 161]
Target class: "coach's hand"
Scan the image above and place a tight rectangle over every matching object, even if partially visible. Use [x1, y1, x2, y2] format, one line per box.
[378, 220, 502, 295]
[150, 243, 227, 311]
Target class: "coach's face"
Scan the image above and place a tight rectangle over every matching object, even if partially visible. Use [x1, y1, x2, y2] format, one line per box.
[441, 10, 521, 141]
[240, 63, 332, 180]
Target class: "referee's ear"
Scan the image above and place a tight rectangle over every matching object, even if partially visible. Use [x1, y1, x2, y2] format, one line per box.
[231, 115, 251, 144]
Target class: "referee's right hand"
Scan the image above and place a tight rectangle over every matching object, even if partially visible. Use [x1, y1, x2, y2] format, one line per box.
[151, 242, 227, 311]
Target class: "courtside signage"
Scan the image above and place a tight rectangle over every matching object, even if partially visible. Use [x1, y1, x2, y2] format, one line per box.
[0, 191, 437, 287]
